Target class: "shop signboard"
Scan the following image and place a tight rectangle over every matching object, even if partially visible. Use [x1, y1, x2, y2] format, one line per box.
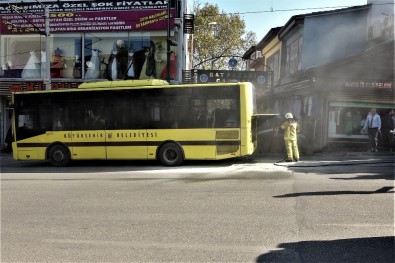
[192, 69, 272, 89]
[329, 101, 395, 108]
[0, 0, 173, 33]
[344, 80, 393, 90]
[0, 1, 168, 13]
[7, 81, 80, 92]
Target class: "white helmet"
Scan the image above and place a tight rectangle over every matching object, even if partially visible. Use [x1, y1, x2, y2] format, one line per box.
[285, 112, 293, 119]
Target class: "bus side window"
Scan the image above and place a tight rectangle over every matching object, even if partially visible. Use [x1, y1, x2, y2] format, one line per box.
[209, 111, 215, 128]
[225, 109, 239, 128]
[87, 109, 105, 130]
[151, 105, 160, 122]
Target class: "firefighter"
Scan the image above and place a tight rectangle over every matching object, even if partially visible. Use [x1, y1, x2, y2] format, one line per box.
[280, 112, 300, 162]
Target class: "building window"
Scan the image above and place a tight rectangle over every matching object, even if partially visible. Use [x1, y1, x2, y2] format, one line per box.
[266, 50, 280, 84]
[285, 37, 302, 75]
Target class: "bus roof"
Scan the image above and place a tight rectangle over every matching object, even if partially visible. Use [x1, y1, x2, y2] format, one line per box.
[78, 79, 169, 89]
[13, 80, 247, 95]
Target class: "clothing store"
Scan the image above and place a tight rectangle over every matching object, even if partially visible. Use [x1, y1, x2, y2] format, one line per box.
[0, 0, 183, 149]
[311, 40, 394, 151]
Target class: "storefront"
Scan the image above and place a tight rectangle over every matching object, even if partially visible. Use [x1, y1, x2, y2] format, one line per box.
[0, 0, 187, 149]
[322, 81, 394, 150]
[263, 40, 394, 153]
[268, 78, 323, 154]
[313, 40, 394, 151]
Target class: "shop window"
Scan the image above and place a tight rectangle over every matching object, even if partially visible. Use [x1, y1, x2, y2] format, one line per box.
[84, 32, 166, 81]
[0, 35, 44, 79]
[0, 33, 83, 80]
[1, 31, 171, 80]
[328, 106, 367, 137]
[51, 33, 82, 79]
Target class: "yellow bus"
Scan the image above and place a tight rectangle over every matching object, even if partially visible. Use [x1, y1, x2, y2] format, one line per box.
[11, 79, 258, 166]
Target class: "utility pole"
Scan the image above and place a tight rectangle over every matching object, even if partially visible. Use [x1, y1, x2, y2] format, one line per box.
[44, 5, 51, 90]
[166, 0, 171, 83]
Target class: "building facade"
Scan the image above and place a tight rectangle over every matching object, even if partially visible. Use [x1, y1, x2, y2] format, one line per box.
[0, 0, 190, 148]
[245, 2, 394, 153]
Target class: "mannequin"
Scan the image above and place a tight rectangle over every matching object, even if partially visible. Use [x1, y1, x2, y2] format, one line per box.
[105, 40, 128, 80]
[73, 55, 82, 78]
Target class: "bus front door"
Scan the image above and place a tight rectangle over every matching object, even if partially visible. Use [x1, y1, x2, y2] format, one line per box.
[71, 106, 107, 160]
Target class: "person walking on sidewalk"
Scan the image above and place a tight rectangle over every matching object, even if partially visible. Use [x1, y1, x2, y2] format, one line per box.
[381, 109, 395, 151]
[362, 108, 381, 152]
[280, 112, 300, 162]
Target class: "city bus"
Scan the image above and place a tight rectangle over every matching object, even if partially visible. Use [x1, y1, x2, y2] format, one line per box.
[10, 79, 259, 166]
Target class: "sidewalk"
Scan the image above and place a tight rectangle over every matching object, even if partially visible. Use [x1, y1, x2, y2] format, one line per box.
[254, 151, 395, 167]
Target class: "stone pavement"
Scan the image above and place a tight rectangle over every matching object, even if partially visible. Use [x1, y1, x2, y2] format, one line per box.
[253, 151, 395, 167]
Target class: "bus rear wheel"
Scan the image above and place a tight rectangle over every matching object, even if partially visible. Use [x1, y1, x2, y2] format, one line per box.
[48, 145, 70, 167]
[158, 142, 184, 166]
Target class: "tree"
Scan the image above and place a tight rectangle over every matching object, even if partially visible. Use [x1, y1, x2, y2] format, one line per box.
[192, 1, 257, 70]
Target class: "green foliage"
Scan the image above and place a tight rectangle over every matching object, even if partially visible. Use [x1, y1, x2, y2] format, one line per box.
[192, 1, 257, 70]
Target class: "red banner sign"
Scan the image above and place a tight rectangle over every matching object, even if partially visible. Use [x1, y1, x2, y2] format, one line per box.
[1, 9, 174, 33]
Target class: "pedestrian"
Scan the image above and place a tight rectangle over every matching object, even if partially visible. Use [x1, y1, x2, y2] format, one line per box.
[390, 109, 395, 151]
[280, 112, 299, 162]
[3, 126, 12, 153]
[381, 109, 395, 151]
[362, 108, 381, 152]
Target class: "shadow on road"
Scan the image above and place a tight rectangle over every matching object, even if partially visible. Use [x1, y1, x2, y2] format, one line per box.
[256, 236, 394, 263]
[288, 163, 395, 181]
[273, 186, 394, 198]
[0, 153, 248, 174]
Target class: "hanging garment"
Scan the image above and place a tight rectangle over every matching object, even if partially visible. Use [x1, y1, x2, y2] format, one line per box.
[140, 54, 149, 79]
[160, 52, 176, 80]
[73, 56, 82, 78]
[41, 51, 46, 78]
[85, 50, 101, 79]
[111, 56, 118, 81]
[145, 49, 156, 78]
[22, 51, 41, 78]
[105, 53, 115, 80]
[116, 45, 128, 79]
[127, 59, 135, 79]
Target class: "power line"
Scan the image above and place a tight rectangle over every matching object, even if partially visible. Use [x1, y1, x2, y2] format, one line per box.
[234, 2, 394, 15]
[202, 2, 394, 17]
[235, 6, 356, 15]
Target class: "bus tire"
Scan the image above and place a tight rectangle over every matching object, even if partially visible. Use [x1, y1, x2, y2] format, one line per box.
[48, 144, 70, 167]
[158, 142, 184, 166]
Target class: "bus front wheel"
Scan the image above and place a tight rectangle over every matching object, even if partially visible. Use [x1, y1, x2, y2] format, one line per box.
[48, 145, 70, 167]
[158, 142, 184, 166]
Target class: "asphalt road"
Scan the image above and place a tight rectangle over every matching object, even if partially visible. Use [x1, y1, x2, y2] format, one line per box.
[1, 154, 394, 262]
